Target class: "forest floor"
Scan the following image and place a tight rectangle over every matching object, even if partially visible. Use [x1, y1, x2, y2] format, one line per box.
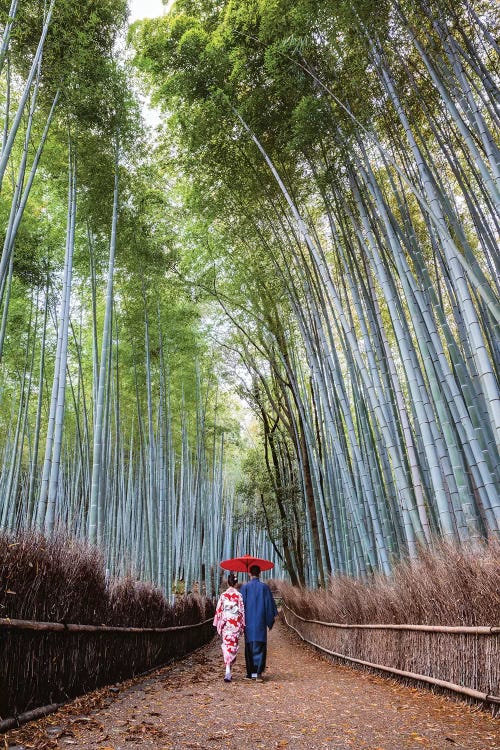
[5, 615, 499, 750]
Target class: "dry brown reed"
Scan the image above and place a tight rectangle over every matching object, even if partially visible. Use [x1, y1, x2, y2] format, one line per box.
[0, 531, 107, 624]
[279, 540, 500, 626]
[278, 541, 500, 711]
[0, 531, 215, 721]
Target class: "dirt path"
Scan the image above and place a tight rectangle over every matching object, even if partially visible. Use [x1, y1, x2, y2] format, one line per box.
[5, 616, 499, 750]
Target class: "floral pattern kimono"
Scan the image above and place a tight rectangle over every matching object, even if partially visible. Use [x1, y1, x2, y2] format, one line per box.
[213, 587, 245, 666]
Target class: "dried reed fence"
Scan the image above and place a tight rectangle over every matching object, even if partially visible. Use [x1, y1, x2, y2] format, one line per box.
[0, 533, 215, 724]
[0, 613, 214, 726]
[278, 542, 500, 714]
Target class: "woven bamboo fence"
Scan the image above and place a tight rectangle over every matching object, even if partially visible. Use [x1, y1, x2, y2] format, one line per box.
[0, 614, 214, 726]
[281, 604, 500, 711]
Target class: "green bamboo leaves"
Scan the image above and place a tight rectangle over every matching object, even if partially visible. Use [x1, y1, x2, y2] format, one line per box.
[131, 0, 500, 584]
[0, 1, 254, 596]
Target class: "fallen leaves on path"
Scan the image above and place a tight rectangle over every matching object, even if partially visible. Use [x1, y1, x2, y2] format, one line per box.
[4, 617, 499, 750]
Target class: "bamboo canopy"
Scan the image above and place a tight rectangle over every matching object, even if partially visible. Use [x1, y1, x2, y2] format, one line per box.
[0, 0, 497, 591]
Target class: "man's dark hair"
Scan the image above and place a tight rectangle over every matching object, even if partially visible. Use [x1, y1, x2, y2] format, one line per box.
[249, 564, 261, 576]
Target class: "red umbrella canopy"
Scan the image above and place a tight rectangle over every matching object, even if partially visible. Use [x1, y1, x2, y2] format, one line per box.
[220, 554, 274, 573]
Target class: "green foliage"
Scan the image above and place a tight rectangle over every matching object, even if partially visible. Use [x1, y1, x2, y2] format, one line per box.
[0, 0, 497, 593]
[2, 0, 128, 130]
[129, 0, 500, 587]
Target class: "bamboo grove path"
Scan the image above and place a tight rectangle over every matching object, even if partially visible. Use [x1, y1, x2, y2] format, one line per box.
[5, 617, 499, 750]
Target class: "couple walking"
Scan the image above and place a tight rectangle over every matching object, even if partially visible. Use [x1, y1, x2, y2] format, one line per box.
[213, 564, 277, 682]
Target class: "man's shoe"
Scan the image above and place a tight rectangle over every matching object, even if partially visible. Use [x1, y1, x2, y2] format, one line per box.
[255, 675, 263, 682]
[224, 675, 231, 682]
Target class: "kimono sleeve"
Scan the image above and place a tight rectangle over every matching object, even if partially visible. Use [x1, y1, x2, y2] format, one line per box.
[238, 592, 246, 629]
[213, 594, 224, 634]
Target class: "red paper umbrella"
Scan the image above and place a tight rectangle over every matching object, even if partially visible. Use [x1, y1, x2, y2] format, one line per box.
[220, 554, 275, 573]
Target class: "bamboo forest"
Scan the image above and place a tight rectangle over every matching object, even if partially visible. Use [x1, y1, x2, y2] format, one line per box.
[0, 0, 499, 600]
[0, 0, 500, 741]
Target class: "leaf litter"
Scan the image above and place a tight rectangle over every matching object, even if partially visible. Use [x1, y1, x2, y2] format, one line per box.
[3, 617, 499, 749]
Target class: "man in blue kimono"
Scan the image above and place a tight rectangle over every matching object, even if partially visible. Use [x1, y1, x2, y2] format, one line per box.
[240, 564, 278, 681]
